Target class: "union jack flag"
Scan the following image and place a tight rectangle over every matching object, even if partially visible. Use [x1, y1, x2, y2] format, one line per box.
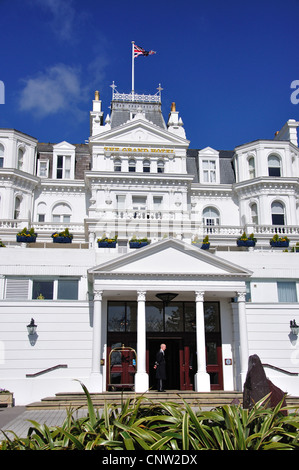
[134, 44, 156, 58]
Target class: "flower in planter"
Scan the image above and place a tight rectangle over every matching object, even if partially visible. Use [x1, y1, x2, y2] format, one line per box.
[270, 234, 290, 245]
[0, 240, 5, 247]
[237, 231, 256, 242]
[237, 231, 256, 246]
[0, 388, 10, 393]
[129, 237, 150, 247]
[97, 235, 117, 243]
[17, 227, 37, 238]
[17, 227, 37, 242]
[200, 235, 210, 249]
[51, 228, 73, 239]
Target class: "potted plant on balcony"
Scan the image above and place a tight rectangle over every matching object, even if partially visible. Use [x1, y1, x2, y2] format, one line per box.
[51, 228, 73, 243]
[0, 388, 13, 407]
[291, 242, 299, 253]
[0, 239, 5, 247]
[201, 235, 210, 250]
[129, 237, 150, 248]
[270, 234, 289, 247]
[97, 235, 117, 248]
[237, 231, 256, 247]
[16, 227, 37, 243]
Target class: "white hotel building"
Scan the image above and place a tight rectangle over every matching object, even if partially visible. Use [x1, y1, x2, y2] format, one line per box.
[1, 85, 299, 405]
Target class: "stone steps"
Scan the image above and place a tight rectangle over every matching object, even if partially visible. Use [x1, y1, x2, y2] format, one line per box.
[26, 390, 299, 411]
[27, 390, 244, 410]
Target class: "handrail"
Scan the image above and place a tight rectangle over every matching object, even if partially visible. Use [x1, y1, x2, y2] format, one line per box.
[262, 363, 299, 376]
[26, 364, 67, 378]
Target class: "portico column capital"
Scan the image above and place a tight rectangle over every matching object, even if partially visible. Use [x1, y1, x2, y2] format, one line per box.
[195, 291, 204, 302]
[137, 291, 146, 302]
[236, 291, 246, 302]
[94, 289, 103, 301]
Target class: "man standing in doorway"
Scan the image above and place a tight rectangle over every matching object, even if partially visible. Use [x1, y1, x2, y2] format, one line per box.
[154, 343, 166, 392]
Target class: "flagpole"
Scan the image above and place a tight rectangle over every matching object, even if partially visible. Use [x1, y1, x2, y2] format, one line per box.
[131, 41, 135, 99]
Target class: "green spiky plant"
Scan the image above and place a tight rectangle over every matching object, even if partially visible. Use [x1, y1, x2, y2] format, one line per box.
[1, 383, 299, 450]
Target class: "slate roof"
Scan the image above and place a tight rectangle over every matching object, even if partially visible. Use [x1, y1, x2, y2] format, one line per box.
[110, 100, 166, 130]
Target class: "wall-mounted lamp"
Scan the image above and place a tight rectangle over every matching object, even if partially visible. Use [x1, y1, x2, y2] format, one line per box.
[290, 320, 299, 336]
[27, 318, 37, 336]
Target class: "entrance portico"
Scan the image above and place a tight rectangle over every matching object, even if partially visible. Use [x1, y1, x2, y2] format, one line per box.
[88, 239, 252, 393]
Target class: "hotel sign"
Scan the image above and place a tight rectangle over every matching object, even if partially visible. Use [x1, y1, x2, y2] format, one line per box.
[104, 146, 174, 154]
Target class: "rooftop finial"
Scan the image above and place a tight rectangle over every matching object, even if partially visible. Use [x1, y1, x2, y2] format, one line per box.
[95, 90, 100, 101]
[171, 102, 176, 112]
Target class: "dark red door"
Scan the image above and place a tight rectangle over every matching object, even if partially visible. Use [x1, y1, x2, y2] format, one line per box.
[206, 335, 223, 390]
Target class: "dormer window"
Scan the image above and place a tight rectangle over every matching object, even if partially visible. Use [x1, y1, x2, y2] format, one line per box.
[202, 159, 216, 183]
[52, 142, 75, 179]
[268, 154, 281, 177]
[198, 147, 220, 184]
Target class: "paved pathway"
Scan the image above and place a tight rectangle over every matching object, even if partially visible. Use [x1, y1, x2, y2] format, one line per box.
[0, 407, 88, 439]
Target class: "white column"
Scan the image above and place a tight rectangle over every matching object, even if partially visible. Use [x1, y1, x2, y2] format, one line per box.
[194, 291, 210, 392]
[90, 289, 103, 391]
[135, 290, 149, 393]
[237, 291, 249, 386]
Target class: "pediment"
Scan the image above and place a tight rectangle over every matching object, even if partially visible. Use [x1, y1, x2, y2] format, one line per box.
[89, 119, 189, 147]
[89, 239, 252, 278]
[53, 141, 76, 151]
[198, 147, 219, 157]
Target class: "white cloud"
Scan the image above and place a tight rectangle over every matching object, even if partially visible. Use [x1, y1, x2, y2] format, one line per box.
[33, 0, 77, 41]
[19, 64, 86, 118]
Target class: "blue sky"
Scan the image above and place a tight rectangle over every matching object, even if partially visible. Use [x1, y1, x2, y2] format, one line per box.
[1, 0, 299, 150]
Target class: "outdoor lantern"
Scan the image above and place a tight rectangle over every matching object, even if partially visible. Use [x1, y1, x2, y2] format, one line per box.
[27, 318, 37, 335]
[290, 320, 299, 336]
[156, 293, 178, 305]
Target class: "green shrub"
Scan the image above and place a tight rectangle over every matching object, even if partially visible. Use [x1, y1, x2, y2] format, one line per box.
[1, 384, 299, 450]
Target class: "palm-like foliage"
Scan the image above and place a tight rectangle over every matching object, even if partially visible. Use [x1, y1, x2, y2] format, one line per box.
[1, 384, 299, 450]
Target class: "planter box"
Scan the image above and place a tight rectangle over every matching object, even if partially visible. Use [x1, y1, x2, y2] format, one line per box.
[270, 241, 289, 247]
[237, 240, 256, 247]
[53, 237, 72, 243]
[0, 393, 13, 407]
[98, 241, 117, 248]
[129, 242, 149, 248]
[17, 235, 37, 243]
[201, 243, 210, 250]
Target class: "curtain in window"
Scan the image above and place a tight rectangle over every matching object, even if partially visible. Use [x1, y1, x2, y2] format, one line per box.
[277, 282, 297, 302]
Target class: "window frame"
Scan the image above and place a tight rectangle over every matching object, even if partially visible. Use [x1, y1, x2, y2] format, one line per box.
[268, 154, 281, 177]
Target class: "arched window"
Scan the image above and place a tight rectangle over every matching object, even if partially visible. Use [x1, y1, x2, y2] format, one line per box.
[268, 155, 281, 177]
[0, 143, 4, 168]
[143, 159, 150, 173]
[202, 207, 220, 231]
[271, 201, 285, 225]
[37, 202, 47, 222]
[18, 148, 24, 171]
[52, 203, 72, 223]
[250, 202, 258, 224]
[248, 157, 255, 178]
[157, 160, 164, 173]
[128, 159, 136, 172]
[14, 196, 21, 220]
[114, 158, 121, 172]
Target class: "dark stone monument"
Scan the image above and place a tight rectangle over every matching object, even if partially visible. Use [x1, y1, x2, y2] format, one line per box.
[243, 354, 287, 415]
